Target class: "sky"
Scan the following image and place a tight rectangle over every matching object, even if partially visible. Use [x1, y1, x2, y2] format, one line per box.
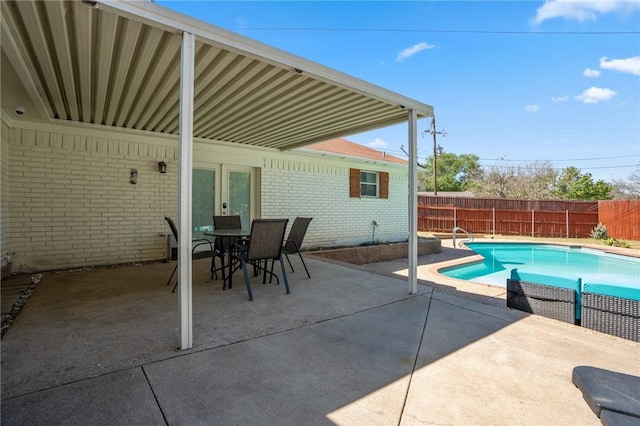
[157, 0, 640, 182]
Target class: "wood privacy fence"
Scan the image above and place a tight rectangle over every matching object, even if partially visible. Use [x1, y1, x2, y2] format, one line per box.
[418, 196, 599, 238]
[598, 200, 640, 241]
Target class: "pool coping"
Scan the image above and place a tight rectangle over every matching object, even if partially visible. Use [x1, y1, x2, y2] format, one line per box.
[422, 238, 640, 310]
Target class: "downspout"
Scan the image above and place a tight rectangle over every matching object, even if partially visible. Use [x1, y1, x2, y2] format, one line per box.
[178, 32, 195, 350]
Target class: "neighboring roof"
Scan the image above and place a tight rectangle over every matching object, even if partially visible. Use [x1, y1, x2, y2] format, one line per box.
[0, 0, 433, 151]
[302, 139, 408, 165]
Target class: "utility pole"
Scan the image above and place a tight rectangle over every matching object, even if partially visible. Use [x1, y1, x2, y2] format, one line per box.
[423, 116, 447, 195]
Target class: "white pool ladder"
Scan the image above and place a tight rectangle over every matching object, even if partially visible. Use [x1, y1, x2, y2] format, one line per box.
[452, 226, 473, 248]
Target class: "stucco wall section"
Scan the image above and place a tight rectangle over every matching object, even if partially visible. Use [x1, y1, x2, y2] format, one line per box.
[261, 157, 408, 248]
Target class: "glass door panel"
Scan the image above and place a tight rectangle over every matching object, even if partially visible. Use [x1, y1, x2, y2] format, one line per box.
[192, 168, 215, 238]
[222, 166, 254, 231]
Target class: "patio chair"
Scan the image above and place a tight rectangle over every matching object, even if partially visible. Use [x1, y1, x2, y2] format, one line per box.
[282, 217, 313, 278]
[164, 216, 217, 293]
[212, 215, 242, 289]
[234, 218, 289, 301]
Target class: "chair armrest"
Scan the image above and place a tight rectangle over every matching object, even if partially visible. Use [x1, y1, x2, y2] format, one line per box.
[192, 238, 214, 253]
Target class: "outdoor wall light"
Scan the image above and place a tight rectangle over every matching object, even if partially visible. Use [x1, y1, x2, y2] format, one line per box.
[158, 161, 167, 174]
[130, 169, 138, 184]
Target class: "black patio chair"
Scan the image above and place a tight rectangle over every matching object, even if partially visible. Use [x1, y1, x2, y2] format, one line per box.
[282, 217, 313, 278]
[212, 215, 242, 289]
[164, 216, 217, 293]
[234, 219, 289, 301]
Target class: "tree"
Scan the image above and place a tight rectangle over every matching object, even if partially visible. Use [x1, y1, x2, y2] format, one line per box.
[553, 166, 612, 200]
[418, 150, 481, 192]
[466, 160, 557, 199]
[611, 167, 640, 199]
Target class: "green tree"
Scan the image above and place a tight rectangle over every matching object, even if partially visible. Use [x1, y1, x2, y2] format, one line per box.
[553, 167, 612, 200]
[418, 151, 481, 192]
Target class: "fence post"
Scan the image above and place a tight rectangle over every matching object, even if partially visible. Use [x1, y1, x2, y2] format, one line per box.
[454, 206, 457, 230]
[532, 209, 535, 237]
[566, 210, 569, 238]
[492, 207, 496, 235]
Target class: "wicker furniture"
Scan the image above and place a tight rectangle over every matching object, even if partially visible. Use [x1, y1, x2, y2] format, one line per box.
[581, 283, 639, 342]
[507, 279, 578, 324]
[506, 270, 581, 324]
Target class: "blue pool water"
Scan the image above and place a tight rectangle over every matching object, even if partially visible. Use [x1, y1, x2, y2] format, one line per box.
[440, 242, 640, 289]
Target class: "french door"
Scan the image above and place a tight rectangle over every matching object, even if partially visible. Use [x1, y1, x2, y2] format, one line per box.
[221, 165, 255, 231]
[192, 164, 255, 234]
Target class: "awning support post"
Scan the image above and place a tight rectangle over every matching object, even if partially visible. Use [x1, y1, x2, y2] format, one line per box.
[408, 109, 418, 294]
[178, 31, 195, 350]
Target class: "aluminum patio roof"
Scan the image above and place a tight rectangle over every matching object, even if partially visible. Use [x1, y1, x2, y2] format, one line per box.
[1, 0, 433, 150]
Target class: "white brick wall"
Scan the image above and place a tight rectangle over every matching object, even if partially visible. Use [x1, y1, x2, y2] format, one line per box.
[261, 157, 408, 248]
[2, 120, 409, 272]
[5, 126, 177, 272]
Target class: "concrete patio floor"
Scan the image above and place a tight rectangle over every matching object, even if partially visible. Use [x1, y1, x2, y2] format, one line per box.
[1, 247, 638, 425]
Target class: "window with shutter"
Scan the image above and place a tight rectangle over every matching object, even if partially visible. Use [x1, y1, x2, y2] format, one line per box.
[350, 168, 389, 199]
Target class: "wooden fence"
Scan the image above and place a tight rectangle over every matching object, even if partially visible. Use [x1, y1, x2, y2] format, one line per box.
[418, 196, 599, 238]
[598, 200, 640, 240]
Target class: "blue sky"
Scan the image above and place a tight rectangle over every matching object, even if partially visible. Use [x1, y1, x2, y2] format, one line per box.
[157, 1, 640, 182]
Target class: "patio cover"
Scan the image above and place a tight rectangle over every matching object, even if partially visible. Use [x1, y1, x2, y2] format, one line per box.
[1, 0, 432, 348]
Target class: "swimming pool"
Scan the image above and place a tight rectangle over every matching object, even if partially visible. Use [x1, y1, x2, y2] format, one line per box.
[440, 242, 640, 289]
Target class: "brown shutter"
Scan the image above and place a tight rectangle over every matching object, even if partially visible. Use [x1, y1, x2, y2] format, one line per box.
[379, 172, 389, 199]
[349, 168, 361, 198]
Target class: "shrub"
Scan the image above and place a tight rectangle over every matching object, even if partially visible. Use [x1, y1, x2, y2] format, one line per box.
[590, 223, 608, 240]
[603, 238, 631, 248]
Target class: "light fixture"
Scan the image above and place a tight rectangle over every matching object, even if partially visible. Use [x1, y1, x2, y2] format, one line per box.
[158, 161, 167, 174]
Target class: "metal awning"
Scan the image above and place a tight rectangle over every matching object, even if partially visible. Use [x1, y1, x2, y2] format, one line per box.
[1, 0, 430, 349]
[1, 0, 432, 150]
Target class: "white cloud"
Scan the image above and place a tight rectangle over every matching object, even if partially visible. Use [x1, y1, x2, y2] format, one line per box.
[575, 86, 617, 103]
[525, 104, 540, 112]
[583, 68, 601, 78]
[599, 56, 640, 76]
[551, 95, 570, 103]
[368, 137, 388, 149]
[531, 0, 640, 25]
[396, 42, 435, 62]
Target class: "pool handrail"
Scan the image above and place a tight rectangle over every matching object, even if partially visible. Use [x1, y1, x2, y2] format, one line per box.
[452, 226, 473, 248]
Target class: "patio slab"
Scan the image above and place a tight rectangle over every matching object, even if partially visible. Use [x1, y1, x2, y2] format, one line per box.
[1, 253, 638, 425]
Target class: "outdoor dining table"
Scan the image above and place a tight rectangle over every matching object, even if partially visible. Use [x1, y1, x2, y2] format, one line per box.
[203, 229, 250, 289]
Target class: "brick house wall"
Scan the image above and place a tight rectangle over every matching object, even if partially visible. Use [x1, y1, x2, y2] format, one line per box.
[1, 119, 409, 272]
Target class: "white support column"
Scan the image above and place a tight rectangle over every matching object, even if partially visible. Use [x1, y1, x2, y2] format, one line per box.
[408, 109, 418, 294]
[178, 32, 195, 350]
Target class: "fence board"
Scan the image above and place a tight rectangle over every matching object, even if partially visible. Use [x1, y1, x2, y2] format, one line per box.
[418, 196, 600, 238]
[598, 200, 640, 240]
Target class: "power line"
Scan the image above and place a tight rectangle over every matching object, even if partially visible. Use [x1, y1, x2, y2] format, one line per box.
[236, 27, 639, 35]
[479, 155, 640, 162]
[480, 163, 638, 171]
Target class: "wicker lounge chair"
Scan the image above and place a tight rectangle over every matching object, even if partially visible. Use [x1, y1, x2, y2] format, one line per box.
[234, 219, 289, 301]
[282, 217, 312, 278]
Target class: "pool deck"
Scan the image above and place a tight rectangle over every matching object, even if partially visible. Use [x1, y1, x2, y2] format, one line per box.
[1, 238, 638, 425]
